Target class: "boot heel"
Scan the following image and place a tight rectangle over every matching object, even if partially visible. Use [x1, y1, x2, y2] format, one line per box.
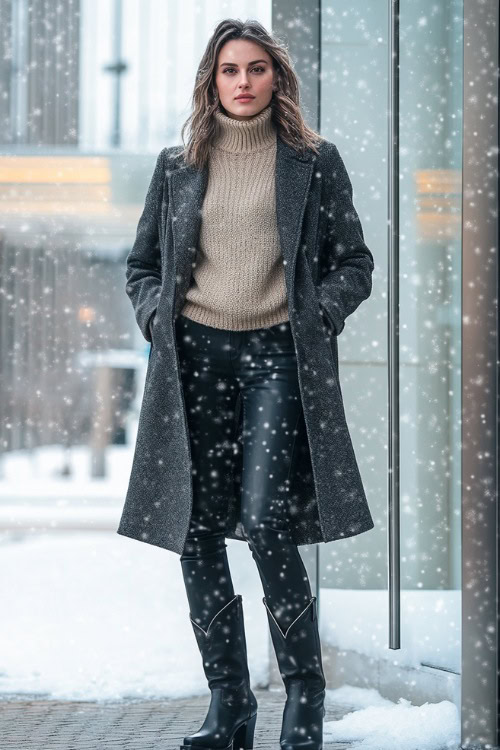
[232, 711, 257, 749]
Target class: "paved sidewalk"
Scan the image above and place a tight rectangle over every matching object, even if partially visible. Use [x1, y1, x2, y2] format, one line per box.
[0, 688, 354, 749]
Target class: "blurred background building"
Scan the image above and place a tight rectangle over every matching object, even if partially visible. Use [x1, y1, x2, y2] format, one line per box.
[0, 0, 270, 469]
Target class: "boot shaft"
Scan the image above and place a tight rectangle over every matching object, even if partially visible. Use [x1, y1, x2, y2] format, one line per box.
[189, 593, 252, 695]
[263, 595, 326, 749]
[263, 595, 326, 692]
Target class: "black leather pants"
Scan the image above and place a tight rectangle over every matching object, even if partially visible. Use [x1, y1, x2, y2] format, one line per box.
[175, 313, 313, 634]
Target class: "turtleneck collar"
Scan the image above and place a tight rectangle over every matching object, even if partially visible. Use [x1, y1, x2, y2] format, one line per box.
[212, 103, 276, 153]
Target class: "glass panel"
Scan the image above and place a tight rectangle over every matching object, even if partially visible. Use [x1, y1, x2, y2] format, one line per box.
[319, 0, 462, 695]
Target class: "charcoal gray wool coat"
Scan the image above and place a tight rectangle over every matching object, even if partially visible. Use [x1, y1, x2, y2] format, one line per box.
[117, 134, 375, 555]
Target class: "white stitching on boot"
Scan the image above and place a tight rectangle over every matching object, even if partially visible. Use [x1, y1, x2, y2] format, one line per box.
[262, 595, 315, 639]
[190, 593, 240, 636]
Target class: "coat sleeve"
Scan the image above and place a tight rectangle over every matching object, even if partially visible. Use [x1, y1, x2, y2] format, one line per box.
[125, 147, 167, 343]
[316, 142, 374, 336]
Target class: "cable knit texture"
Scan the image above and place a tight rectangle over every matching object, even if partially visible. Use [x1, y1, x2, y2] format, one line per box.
[180, 103, 290, 330]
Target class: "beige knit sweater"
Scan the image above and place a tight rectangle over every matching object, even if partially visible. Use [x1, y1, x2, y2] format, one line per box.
[180, 103, 290, 330]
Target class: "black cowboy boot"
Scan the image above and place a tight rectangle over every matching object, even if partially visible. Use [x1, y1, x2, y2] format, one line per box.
[180, 593, 258, 750]
[262, 595, 326, 750]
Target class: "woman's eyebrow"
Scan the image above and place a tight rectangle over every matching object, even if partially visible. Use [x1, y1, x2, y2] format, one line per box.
[219, 59, 268, 67]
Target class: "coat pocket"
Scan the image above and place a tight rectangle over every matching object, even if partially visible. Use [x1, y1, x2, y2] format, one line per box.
[319, 300, 335, 334]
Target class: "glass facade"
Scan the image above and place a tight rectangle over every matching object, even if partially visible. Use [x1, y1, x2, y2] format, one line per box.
[317, 0, 463, 684]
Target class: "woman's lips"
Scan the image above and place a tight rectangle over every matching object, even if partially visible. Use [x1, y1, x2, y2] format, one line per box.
[235, 97, 254, 102]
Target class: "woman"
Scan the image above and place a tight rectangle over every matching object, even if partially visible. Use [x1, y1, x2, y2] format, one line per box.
[118, 17, 375, 750]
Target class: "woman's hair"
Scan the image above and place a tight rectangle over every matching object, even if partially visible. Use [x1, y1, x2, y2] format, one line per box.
[179, 18, 325, 170]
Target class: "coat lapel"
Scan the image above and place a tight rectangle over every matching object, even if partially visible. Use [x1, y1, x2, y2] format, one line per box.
[168, 136, 316, 314]
[274, 137, 316, 297]
[168, 160, 208, 315]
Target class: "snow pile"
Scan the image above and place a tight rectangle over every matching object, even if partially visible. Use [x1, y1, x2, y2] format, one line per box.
[324, 686, 459, 749]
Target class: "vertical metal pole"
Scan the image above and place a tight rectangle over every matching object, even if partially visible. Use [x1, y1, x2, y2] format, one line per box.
[388, 0, 401, 650]
[103, 0, 127, 148]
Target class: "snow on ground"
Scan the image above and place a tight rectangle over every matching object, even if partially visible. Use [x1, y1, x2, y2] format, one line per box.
[0, 443, 462, 678]
[0, 532, 461, 749]
[0, 440, 461, 747]
[0, 443, 130, 501]
[323, 686, 460, 749]
[0, 531, 269, 702]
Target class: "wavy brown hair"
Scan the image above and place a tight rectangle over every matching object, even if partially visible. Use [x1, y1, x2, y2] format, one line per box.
[179, 18, 325, 170]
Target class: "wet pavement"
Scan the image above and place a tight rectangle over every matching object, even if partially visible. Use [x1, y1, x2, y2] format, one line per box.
[0, 687, 354, 749]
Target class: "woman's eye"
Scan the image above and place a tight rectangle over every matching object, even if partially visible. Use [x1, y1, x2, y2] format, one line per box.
[222, 66, 265, 74]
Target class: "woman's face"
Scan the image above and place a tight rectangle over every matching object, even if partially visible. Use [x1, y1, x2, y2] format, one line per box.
[214, 39, 275, 121]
